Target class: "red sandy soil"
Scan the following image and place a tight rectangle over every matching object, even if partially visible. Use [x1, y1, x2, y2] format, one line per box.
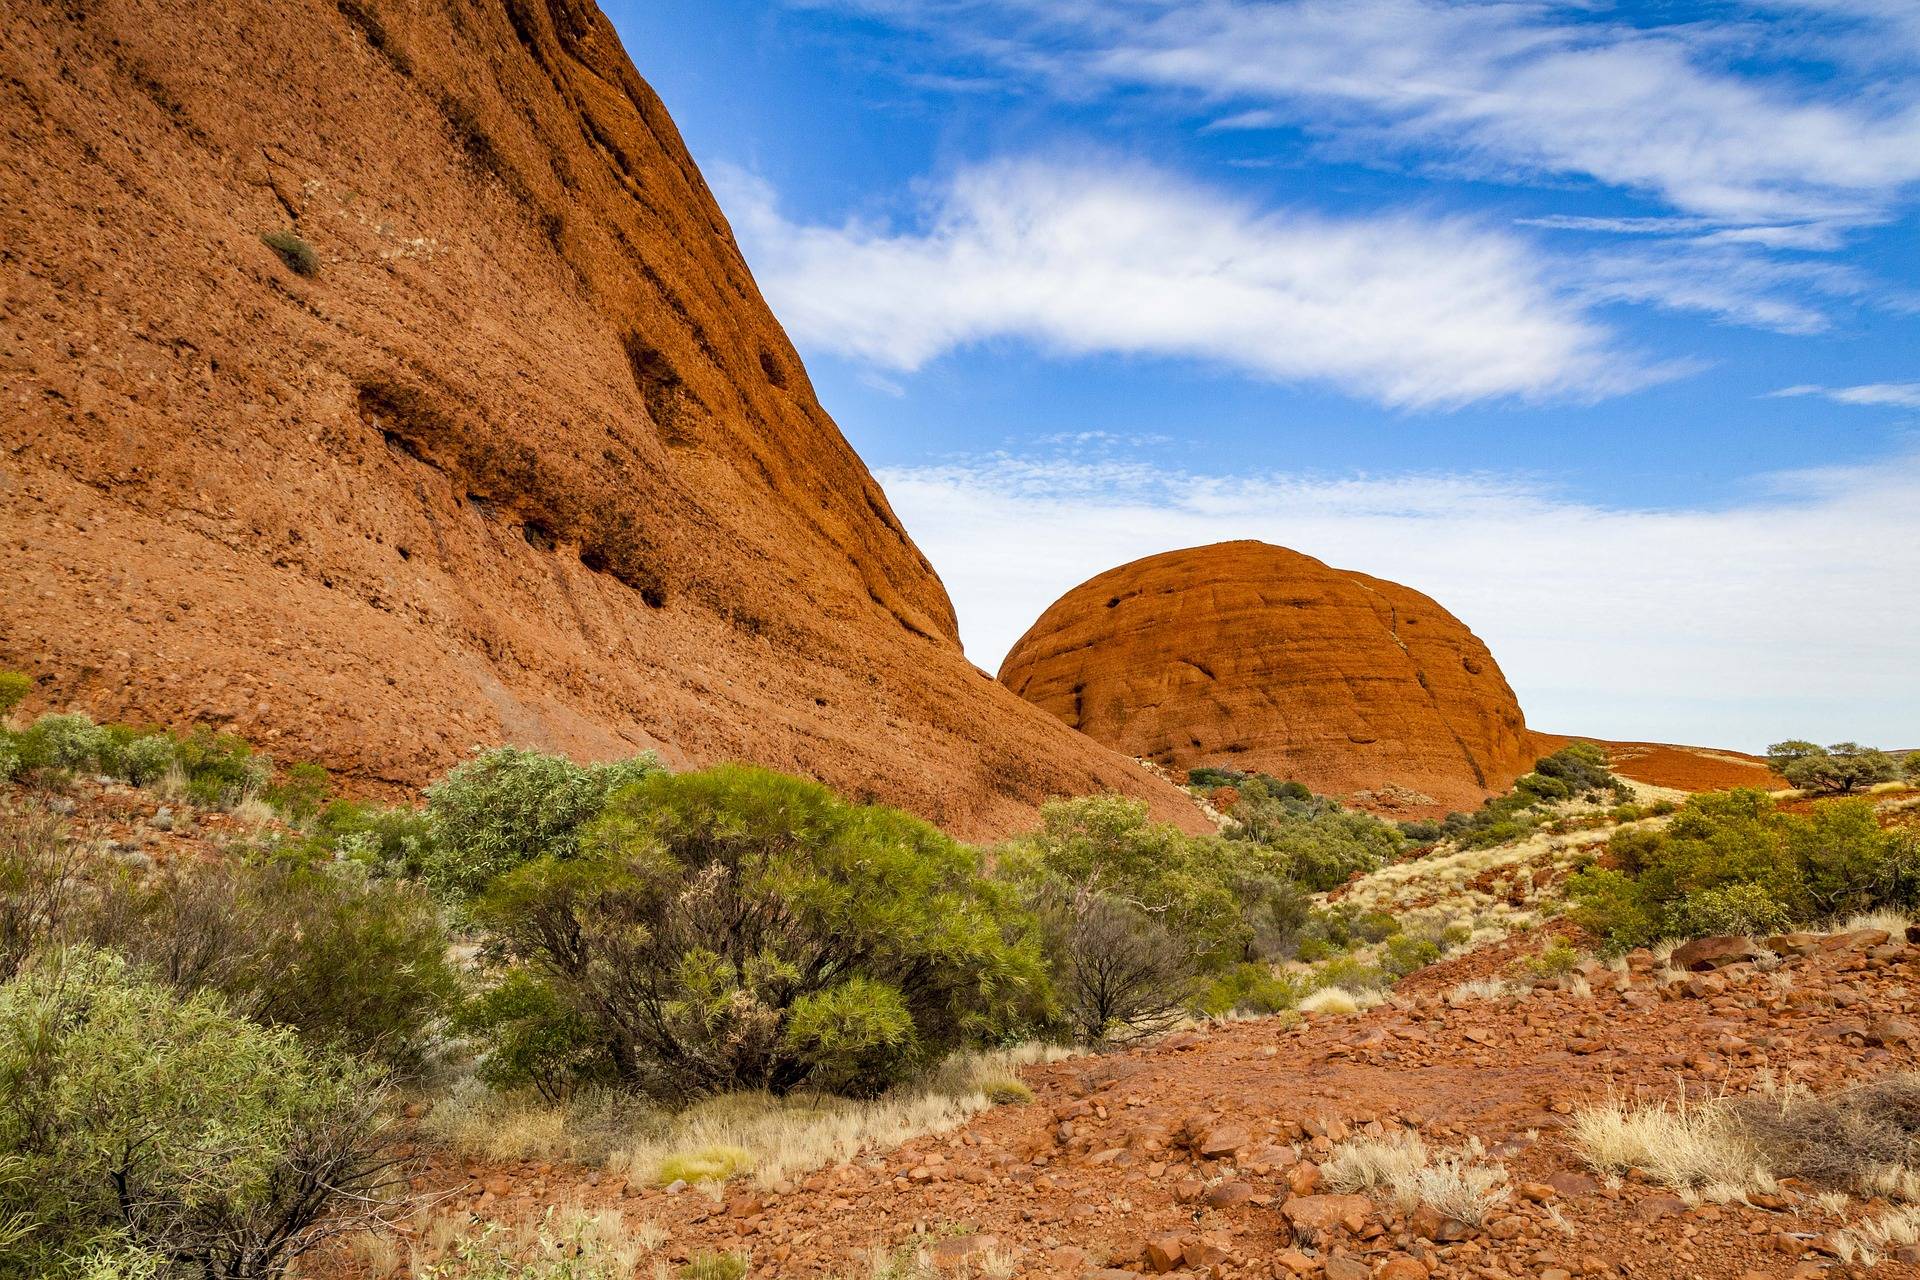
[1532, 736, 1785, 795]
[368, 933, 1920, 1280]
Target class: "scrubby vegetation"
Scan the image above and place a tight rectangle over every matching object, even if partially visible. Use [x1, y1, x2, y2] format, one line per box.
[1413, 743, 1631, 851]
[0, 949, 393, 1279]
[1568, 788, 1918, 948]
[260, 228, 319, 276]
[470, 765, 1045, 1098]
[1767, 739, 1902, 795]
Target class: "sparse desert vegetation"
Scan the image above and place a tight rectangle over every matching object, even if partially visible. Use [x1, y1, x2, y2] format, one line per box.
[5, 672, 1920, 1278]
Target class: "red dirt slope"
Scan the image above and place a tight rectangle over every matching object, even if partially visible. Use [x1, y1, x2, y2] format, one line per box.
[1532, 735, 1784, 794]
[0, 0, 1203, 837]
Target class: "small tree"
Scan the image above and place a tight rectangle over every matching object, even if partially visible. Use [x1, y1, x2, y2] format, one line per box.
[424, 746, 663, 896]
[1041, 887, 1196, 1044]
[1768, 740, 1900, 794]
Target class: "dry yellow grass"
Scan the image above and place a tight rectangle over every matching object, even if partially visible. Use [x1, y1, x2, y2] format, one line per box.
[426, 1044, 1074, 1191]
[1569, 1094, 1772, 1201]
[1323, 1131, 1509, 1224]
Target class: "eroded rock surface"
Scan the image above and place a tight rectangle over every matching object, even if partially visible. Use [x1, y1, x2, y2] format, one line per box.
[999, 541, 1534, 810]
[0, 0, 1202, 836]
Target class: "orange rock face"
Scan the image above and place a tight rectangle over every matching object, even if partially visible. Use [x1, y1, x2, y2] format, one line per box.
[0, 0, 1202, 838]
[999, 542, 1534, 811]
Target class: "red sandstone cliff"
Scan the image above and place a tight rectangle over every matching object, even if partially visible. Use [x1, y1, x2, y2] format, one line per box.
[0, 0, 1203, 837]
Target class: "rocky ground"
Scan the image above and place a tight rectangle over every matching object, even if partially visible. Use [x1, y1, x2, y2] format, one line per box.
[396, 927, 1920, 1280]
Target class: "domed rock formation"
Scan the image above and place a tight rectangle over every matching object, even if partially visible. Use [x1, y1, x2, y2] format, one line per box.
[999, 542, 1534, 811]
[0, 0, 1203, 837]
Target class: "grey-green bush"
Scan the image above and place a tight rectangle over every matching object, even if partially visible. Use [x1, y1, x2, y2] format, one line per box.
[424, 746, 663, 896]
[0, 948, 394, 1280]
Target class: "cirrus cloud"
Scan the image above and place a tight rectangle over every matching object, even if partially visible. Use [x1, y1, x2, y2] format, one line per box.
[717, 157, 1669, 408]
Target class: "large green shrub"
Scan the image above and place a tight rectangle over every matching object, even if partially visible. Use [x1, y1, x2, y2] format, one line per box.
[455, 969, 615, 1103]
[1569, 788, 1918, 947]
[1219, 777, 1405, 891]
[83, 860, 459, 1075]
[474, 765, 1044, 1099]
[424, 746, 663, 896]
[0, 949, 393, 1280]
[1767, 740, 1900, 795]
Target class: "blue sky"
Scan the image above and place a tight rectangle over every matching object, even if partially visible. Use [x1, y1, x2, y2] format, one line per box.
[602, 0, 1919, 749]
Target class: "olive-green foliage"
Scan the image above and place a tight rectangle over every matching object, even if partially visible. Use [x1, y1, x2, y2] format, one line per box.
[12, 712, 111, 775]
[1906, 751, 1920, 781]
[0, 949, 391, 1280]
[1766, 740, 1900, 795]
[423, 746, 664, 897]
[1197, 962, 1302, 1017]
[1522, 942, 1581, 979]
[1666, 882, 1795, 938]
[455, 969, 613, 1103]
[0, 806, 80, 979]
[84, 859, 459, 1075]
[474, 765, 1045, 1100]
[170, 726, 272, 808]
[1292, 902, 1400, 962]
[0, 673, 31, 719]
[1440, 743, 1627, 851]
[111, 732, 177, 787]
[422, 1213, 642, 1280]
[260, 229, 319, 276]
[1219, 777, 1405, 893]
[296, 800, 438, 876]
[0, 738, 16, 785]
[1569, 788, 1918, 947]
[263, 762, 331, 823]
[1005, 794, 1262, 966]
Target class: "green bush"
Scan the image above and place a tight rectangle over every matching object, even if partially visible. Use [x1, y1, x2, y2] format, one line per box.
[679, 1253, 749, 1280]
[1666, 882, 1794, 938]
[1380, 933, 1442, 978]
[1197, 962, 1301, 1017]
[296, 799, 439, 875]
[1767, 740, 1900, 795]
[1309, 954, 1392, 992]
[424, 746, 663, 896]
[0, 737, 17, 785]
[456, 969, 613, 1102]
[0, 949, 392, 1280]
[264, 762, 331, 823]
[109, 732, 177, 787]
[1004, 794, 1256, 965]
[1219, 778, 1404, 892]
[475, 765, 1045, 1099]
[0, 806, 79, 978]
[13, 712, 111, 775]
[1521, 942, 1581, 979]
[0, 672, 31, 719]
[84, 859, 459, 1075]
[1571, 789, 1918, 948]
[1906, 751, 1920, 781]
[171, 726, 272, 808]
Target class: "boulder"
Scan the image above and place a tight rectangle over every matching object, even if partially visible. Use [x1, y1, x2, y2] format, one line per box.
[1671, 936, 1761, 971]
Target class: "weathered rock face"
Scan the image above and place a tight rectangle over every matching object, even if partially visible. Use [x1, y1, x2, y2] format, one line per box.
[0, 0, 1203, 837]
[999, 542, 1534, 811]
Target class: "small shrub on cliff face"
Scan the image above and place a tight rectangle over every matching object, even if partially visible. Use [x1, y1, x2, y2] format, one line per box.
[424, 746, 663, 897]
[474, 766, 1043, 1100]
[0, 672, 31, 720]
[260, 228, 319, 276]
[0, 949, 393, 1280]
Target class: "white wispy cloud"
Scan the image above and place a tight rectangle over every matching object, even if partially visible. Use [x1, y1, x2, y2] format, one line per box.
[875, 449, 1920, 749]
[1769, 382, 1920, 408]
[819, 0, 1920, 228]
[717, 157, 1665, 408]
